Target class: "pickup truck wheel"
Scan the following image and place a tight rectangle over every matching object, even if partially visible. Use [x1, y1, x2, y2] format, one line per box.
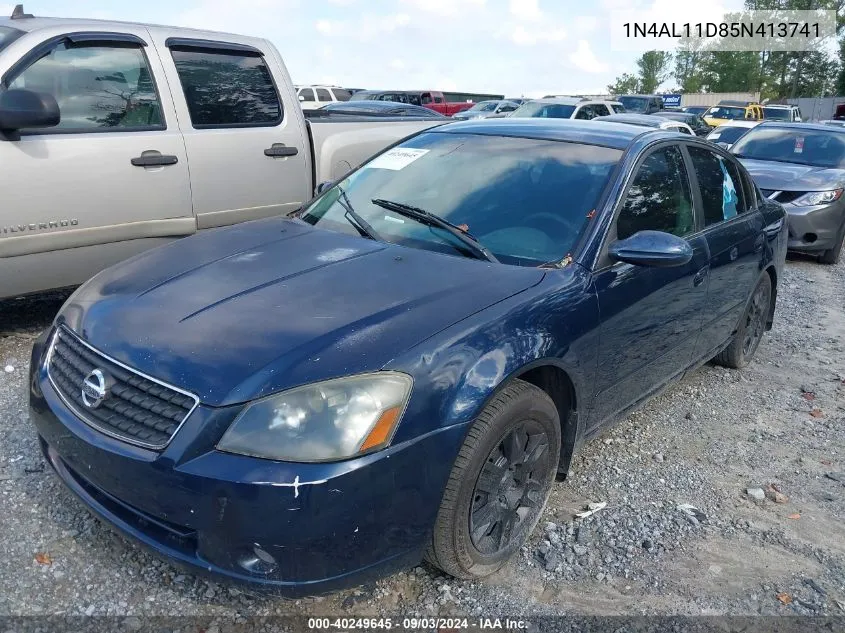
[714, 273, 772, 369]
[818, 220, 845, 265]
[425, 379, 560, 579]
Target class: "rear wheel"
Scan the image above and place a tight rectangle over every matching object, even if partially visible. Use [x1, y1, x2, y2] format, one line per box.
[425, 379, 560, 579]
[818, 220, 845, 265]
[714, 273, 772, 369]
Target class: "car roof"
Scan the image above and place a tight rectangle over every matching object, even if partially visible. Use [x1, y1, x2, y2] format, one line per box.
[435, 118, 666, 150]
[618, 94, 661, 99]
[762, 104, 796, 109]
[593, 113, 664, 127]
[0, 14, 244, 38]
[528, 97, 583, 106]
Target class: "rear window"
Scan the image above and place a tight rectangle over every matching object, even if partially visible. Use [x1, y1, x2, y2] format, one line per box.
[511, 102, 576, 119]
[0, 26, 23, 53]
[301, 132, 622, 266]
[332, 88, 351, 101]
[708, 126, 751, 145]
[170, 48, 282, 128]
[618, 96, 648, 113]
[706, 106, 746, 120]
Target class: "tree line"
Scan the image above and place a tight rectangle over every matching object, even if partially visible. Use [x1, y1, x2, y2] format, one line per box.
[607, 0, 845, 99]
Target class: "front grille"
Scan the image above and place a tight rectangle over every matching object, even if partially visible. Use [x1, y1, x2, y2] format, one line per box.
[46, 327, 198, 449]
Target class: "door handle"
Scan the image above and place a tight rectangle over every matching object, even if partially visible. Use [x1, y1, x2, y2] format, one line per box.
[693, 267, 708, 287]
[264, 143, 298, 157]
[131, 152, 179, 167]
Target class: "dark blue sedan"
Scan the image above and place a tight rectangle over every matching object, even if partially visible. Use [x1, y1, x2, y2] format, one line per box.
[29, 119, 787, 595]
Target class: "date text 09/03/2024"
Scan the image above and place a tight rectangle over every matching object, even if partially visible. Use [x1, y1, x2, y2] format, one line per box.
[307, 617, 529, 630]
[623, 21, 822, 39]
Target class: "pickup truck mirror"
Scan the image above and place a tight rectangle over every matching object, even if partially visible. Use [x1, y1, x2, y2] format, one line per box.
[0, 89, 60, 131]
[608, 230, 693, 268]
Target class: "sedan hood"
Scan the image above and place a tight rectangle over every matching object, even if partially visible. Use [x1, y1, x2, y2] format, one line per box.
[738, 158, 845, 191]
[59, 218, 544, 406]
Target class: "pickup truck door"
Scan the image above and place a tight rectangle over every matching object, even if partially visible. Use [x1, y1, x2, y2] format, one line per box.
[0, 27, 194, 285]
[150, 32, 311, 228]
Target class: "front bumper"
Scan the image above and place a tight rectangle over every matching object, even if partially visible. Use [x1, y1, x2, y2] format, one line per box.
[29, 330, 467, 596]
[785, 201, 845, 252]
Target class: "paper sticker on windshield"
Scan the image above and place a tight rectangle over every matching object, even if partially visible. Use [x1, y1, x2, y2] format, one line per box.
[794, 136, 804, 154]
[366, 148, 429, 170]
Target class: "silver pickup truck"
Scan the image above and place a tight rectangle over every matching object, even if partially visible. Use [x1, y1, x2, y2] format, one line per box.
[0, 8, 443, 299]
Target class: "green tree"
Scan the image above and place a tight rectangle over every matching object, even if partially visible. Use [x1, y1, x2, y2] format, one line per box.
[607, 73, 640, 95]
[637, 51, 673, 93]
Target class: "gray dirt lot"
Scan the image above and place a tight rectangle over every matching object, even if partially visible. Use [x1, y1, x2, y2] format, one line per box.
[0, 258, 843, 619]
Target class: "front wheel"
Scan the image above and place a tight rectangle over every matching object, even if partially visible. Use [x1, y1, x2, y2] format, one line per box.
[425, 379, 561, 579]
[714, 273, 772, 369]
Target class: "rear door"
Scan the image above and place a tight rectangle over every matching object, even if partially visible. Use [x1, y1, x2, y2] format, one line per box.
[151, 32, 310, 229]
[0, 27, 193, 274]
[685, 143, 764, 360]
[591, 143, 709, 428]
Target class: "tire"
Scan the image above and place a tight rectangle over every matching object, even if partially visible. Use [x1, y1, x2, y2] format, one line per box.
[818, 220, 845, 265]
[714, 273, 772, 369]
[425, 379, 561, 579]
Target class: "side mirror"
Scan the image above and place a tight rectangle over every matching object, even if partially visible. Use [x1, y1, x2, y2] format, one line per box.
[0, 89, 60, 131]
[608, 230, 693, 268]
[316, 181, 333, 195]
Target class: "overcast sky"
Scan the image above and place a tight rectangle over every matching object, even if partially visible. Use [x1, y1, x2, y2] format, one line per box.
[6, 0, 749, 97]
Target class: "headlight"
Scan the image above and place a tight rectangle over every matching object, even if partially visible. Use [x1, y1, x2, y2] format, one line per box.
[217, 372, 413, 462]
[789, 189, 843, 206]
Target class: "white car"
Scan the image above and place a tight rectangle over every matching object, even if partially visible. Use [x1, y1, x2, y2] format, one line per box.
[508, 97, 624, 120]
[762, 104, 802, 122]
[296, 85, 352, 110]
[706, 121, 760, 150]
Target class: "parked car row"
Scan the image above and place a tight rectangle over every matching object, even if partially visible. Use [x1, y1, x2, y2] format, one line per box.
[4, 8, 844, 605]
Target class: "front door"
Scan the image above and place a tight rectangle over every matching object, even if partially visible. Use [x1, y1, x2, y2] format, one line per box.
[686, 144, 764, 359]
[152, 31, 311, 229]
[590, 144, 709, 427]
[0, 30, 194, 294]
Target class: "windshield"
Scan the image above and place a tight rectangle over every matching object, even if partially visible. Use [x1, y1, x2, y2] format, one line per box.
[763, 107, 791, 121]
[511, 102, 576, 119]
[708, 126, 751, 145]
[0, 26, 23, 53]
[469, 101, 498, 112]
[618, 96, 648, 113]
[732, 127, 845, 169]
[706, 106, 746, 120]
[300, 132, 621, 266]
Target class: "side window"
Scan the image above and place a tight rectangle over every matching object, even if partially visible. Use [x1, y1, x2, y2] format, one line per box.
[332, 88, 351, 101]
[420, 93, 432, 104]
[616, 146, 694, 240]
[315, 88, 332, 102]
[9, 41, 163, 131]
[298, 88, 315, 102]
[574, 105, 594, 120]
[170, 47, 282, 127]
[687, 146, 748, 227]
[677, 125, 692, 135]
[434, 95, 444, 103]
[592, 104, 610, 117]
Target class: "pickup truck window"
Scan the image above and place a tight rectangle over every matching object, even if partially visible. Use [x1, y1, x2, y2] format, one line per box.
[170, 49, 282, 128]
[8, 42, 163, 131]
[299, 88, 315, 101]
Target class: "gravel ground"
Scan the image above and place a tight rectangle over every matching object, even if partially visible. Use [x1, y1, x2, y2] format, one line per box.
[0, 257, 843, 620]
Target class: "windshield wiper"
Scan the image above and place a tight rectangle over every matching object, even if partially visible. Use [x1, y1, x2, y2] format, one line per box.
[371, 198, 499, 263]
[335, 187, 383, 242]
